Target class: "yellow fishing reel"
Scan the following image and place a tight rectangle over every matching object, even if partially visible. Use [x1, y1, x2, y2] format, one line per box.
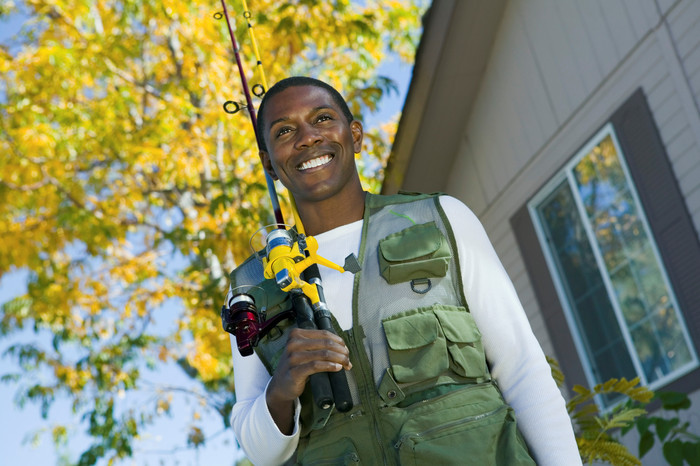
[261, 228, 358, 305]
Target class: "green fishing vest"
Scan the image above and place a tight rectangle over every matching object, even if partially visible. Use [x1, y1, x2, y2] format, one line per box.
[229, 193, 535, 465]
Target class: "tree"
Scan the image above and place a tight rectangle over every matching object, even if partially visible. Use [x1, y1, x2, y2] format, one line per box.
[0, 0, 427, 462]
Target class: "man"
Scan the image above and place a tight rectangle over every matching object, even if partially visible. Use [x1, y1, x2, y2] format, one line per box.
[227, 76, 581, 465]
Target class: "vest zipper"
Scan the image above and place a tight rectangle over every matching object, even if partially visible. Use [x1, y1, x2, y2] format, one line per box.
[393, 405, 507, 450]
[348, 327, 391, 465]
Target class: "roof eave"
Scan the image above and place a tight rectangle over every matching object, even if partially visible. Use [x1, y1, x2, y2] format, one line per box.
[382, 0, 508, 194]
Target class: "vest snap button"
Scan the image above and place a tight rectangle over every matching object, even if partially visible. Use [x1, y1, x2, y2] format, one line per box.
[387, 390, 397, 399]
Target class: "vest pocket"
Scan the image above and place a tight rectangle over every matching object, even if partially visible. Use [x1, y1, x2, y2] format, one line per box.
[295, 436, 360, 465]
[393, 385, 535, 465]
[434, 307, 487, 379]
[378, 221, 451, 284]
[382, 305, 487, 385]
[383, 309, 448, 383]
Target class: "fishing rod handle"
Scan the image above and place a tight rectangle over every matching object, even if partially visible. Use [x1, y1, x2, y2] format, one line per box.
[317, 314, 354, 413]
[305, 265, 354, 413]
[291, 292, 334, 412]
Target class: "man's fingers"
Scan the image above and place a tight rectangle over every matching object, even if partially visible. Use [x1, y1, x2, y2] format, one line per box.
[289, 359, 344, 380]
[287, 338, 348, 357]
[282, 329, 353, 374]
[288, 328, 348, 350]
[285, 329, 346, 356]
[287, 347, 348, 367]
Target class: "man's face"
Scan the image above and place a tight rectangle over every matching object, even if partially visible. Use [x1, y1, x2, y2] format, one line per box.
[260, 85, 363, 204]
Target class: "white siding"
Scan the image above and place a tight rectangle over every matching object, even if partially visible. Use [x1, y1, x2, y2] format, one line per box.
[447, 0, 700, 262]
[446, 137, 488, 214]
[444, 0, 700, 405]
[453, 0, 672, 217]
[667, 0, 700, 235]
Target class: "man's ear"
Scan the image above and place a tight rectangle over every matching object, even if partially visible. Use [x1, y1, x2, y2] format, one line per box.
[259, 151, 278, 180]
[351, 120, 363, 154]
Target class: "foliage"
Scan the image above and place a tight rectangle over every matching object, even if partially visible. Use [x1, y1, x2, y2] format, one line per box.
[621, 391, 700, 466]
[0, 0, 427, 463]
[548, 357, 652, 465]
[549, 357, 700, 466]
[569, 377, 651, 466]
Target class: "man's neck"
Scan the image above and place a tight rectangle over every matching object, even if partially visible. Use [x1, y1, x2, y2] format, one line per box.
[296, 190, 367, 236]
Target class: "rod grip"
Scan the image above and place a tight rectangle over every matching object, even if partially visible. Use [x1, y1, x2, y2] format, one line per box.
[304, 264, 354, 413]
[323, 328, 353, 412]
[292, 293, 334, 412]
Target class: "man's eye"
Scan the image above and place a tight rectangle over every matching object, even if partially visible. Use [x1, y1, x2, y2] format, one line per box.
[315, 114, 332, 123]
[276, 127, 292, 137]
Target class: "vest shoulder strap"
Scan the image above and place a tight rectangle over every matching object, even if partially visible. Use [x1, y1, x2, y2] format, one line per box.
[366, 191, 444, 209]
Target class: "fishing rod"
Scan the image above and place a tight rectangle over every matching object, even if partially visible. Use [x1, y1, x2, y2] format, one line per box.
[217, 0, 354, 414]
[217, 0, 283, 227]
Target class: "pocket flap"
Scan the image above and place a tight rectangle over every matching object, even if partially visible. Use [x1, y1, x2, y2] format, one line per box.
[434, 308, 481, 343]
[383, 311, 439, 350]
[379, 222, 443, 262]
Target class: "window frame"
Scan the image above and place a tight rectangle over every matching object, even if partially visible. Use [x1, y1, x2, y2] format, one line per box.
[527, 123, 699, 399]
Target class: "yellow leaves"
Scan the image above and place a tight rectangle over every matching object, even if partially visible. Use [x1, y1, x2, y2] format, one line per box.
[565, 373, 652, 465]
[186, 343, 225, 382]
[52, 425, 68, 445]
[1, 1, 426, 457]
[54, 364, 91, 392]
[578, 438, 642, 466]
[158, 345, 170, 362]
[181, 299, 235, 382]
[156, 397, 171, 415]
[186, 425, 205, 448]
[570, 377, 653, 407]
[16, 123, 56, 156]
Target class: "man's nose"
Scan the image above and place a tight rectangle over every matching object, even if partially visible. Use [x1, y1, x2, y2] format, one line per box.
[294, 123, 322, 149]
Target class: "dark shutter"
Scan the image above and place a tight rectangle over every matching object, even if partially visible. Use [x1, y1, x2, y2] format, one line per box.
[609, 88, 700, 392]
[512, 88, 700, 393]
[511, 205, 588, 389]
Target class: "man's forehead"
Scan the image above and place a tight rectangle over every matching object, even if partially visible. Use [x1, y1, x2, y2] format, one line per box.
[266, 85, 338, 114]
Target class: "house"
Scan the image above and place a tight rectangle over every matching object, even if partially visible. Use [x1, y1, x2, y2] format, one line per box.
[384, 0, 700, 456]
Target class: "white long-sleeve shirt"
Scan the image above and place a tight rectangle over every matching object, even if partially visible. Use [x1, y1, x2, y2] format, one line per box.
[230, 195, 581, 465]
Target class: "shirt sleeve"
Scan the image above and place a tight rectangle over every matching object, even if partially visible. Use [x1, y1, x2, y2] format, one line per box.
[439, 195, 581, 465]
[229, 335, 301, 465]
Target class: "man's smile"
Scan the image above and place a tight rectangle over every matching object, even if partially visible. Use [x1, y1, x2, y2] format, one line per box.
[296, 154, 334, 171]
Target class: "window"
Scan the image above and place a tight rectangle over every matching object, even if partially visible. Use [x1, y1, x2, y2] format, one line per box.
[528, 124, 698, 405]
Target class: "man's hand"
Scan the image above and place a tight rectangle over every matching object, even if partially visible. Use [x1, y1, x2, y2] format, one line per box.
[266, 328, 352, 434]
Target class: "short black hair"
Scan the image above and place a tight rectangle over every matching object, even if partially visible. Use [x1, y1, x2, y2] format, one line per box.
[255, 76, 354, 152]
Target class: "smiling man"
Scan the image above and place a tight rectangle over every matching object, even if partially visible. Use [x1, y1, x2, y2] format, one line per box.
[258, 78, 367, 235]
[226, 77, 581, 465]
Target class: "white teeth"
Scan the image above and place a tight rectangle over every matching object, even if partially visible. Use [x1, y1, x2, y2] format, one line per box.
[298, 154, 333, 171]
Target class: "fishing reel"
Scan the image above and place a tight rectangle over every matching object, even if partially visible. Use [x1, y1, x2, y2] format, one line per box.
[262, 228, 353, 307]
[222, 226, 359, 413]
[223, 227, 360, 356]
[222, 289, 293, 357]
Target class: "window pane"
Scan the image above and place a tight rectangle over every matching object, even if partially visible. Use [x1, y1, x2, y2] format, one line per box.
[590, 200, 627, 270]
[594, 339, 637, 405]
[532, 126, 696, 407]
[637, 243, 670, 312]
[610, 264, 646, 326]
[573, 134, 693, 384]
[574, 136, 627, 217]
[537, 181, 636, 390]
[652, 306, 693, 375]
[627, 311, 690, 384]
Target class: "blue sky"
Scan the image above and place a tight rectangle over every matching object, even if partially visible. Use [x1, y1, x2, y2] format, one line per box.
[0, 5, 414, 464]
